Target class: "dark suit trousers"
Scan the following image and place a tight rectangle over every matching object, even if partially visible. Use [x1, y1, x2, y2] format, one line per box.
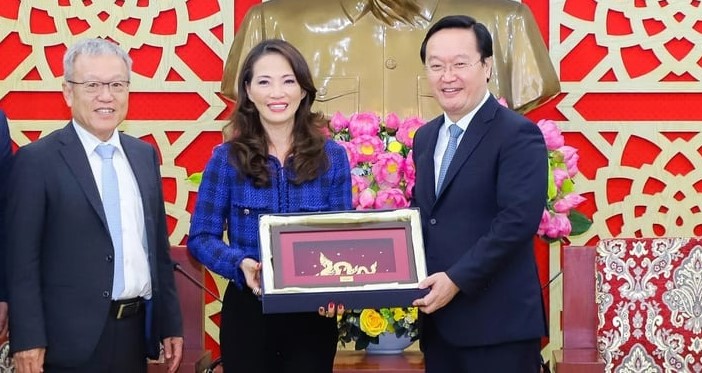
[220, 283, 338, 373]
[423, 316, 542, 373]
[45, 308, 146, 373]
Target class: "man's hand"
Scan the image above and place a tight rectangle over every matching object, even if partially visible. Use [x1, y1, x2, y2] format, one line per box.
[162, 336, 183, 373]
[412, 272, 460, 314]
[0, 302, 8, 340]
[13, 348, 45, 373]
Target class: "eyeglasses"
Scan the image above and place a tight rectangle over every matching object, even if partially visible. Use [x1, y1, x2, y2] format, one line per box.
[67, 80, 130, 94]
[425, 60, 482, 75]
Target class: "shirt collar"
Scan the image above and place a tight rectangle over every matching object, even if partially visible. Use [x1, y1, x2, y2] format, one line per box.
[340, 0, 438, 24]
[72, 120, 123, 157]
[443, 91, 492, 133]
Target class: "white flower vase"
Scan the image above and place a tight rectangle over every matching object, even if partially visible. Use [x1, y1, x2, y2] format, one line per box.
[365, 332, 413, 355]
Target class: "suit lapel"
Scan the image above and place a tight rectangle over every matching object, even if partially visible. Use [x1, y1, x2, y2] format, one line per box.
[58, 124, 109, 229]
[435, 96, 498, 198]
[121, 134, 152, 208]
[417, 117, 442, 206]
[120, 134, 155, 255]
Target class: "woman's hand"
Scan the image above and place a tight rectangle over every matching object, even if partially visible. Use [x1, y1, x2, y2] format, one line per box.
[318, 302, 344, 318]
[240, 258, 262, 296]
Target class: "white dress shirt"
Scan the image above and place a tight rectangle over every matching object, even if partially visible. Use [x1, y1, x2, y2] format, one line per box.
[72, 121, 152, 300]
[433, 91, 491, 190]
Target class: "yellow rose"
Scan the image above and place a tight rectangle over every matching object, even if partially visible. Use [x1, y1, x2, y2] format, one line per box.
[359, 309, 388, 337]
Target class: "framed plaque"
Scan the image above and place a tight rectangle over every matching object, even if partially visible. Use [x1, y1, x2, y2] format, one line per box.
[258, 208, 428, 313]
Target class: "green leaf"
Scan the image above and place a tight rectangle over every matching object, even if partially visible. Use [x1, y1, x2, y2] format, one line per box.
[568, 210, 593, 236]
[537, 235, 560, 244]
[547, 167, 557, 200]
[395, 327, 407, 338]
[561, 178, 575, 194]
[355, 336, 373, 350]
[186, 172, 203, 186]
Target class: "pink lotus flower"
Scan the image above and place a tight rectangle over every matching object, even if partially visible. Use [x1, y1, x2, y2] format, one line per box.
[372, 153, 405, 189]
[337, 141, 360, 168]
[351, 135, 384, 163]
[553, 168, 569, 189]
[557, 145, 580, 177]
[404, 151, 416, 198]
[538, 210, 572, 238]
[374, 188, 409, 209]
[553, 193, 586, 214]
[330, 112, 349, 132]
[351, 175, 371, 208]
[384, 113, 401, 132]
[357, 188, 377, 210]
[536, 119, 565, 151]
[349, 112, 381, 138]
[536, 209, 551, 237]
[396, 117, 425, 146]
[544, 212, 572, 239]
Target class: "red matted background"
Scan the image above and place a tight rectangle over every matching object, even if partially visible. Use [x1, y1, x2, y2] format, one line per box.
[279, 229, 409, 286]
[2, 0, 701, 362]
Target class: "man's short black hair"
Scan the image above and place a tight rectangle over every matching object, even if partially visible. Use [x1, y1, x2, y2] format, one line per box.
[420, 15, 494, 63]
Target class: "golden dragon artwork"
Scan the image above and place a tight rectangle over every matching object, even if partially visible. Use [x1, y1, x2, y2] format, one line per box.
[316, 252, 378, 276]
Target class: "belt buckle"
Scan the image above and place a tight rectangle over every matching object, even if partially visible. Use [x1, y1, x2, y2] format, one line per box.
[116, 301, 137, 319]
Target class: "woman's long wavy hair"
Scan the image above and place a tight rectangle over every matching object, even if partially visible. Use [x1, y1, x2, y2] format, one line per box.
[223, 39, 329, 188]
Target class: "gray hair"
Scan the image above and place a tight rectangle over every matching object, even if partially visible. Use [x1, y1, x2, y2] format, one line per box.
[63, 38, 132, 81]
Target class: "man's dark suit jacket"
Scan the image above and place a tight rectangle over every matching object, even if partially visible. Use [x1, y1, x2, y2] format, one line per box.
[6, 123, 182, 367]
[0, 111, 11, 302]
[412, 95, 548, 347]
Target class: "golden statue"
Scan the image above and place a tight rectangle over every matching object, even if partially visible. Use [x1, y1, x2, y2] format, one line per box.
[222, 0, 560, 118]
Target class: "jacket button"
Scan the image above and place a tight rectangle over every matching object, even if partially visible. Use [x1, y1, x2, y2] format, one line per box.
[106, 255, 113, 262]
[243, 208, 250, 215]
[429, 218, 437, 225]
[385, 58, 397, 69]
[102, 291, 110, 298]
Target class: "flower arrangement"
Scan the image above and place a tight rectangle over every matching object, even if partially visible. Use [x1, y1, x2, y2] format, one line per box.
[329, 111, 425, 210]
[329, 111, 425, 349]
[534, 119, 592, 243]
[337, 307, 420, 349]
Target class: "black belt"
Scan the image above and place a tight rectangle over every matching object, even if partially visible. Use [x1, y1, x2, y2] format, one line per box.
[110, 297, 144, 320]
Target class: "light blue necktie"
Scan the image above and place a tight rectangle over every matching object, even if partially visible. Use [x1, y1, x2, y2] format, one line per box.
[95, 144, 125, 298]
[436, 123, 464, 194]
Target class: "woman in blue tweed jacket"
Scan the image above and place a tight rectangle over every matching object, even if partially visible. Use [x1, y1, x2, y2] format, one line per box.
[188, 39, 352, 373]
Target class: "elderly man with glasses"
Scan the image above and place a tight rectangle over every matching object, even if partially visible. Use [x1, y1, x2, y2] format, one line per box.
[6, 38, 183, 373]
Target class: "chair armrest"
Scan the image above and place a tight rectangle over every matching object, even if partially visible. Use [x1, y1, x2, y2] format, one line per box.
[553, 349, 604, 373]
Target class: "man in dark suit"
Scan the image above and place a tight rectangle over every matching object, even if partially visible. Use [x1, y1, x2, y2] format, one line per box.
[6, 38, 183, 373]
[411, 16, 548, 372]
[0, 110, 11, 341]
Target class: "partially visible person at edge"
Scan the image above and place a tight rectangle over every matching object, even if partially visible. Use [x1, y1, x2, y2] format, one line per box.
[410, 15, 548, 373]
[6, 38, 183, 373]
[187, 39, 352, 373]
[0, 110, 11, 342]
